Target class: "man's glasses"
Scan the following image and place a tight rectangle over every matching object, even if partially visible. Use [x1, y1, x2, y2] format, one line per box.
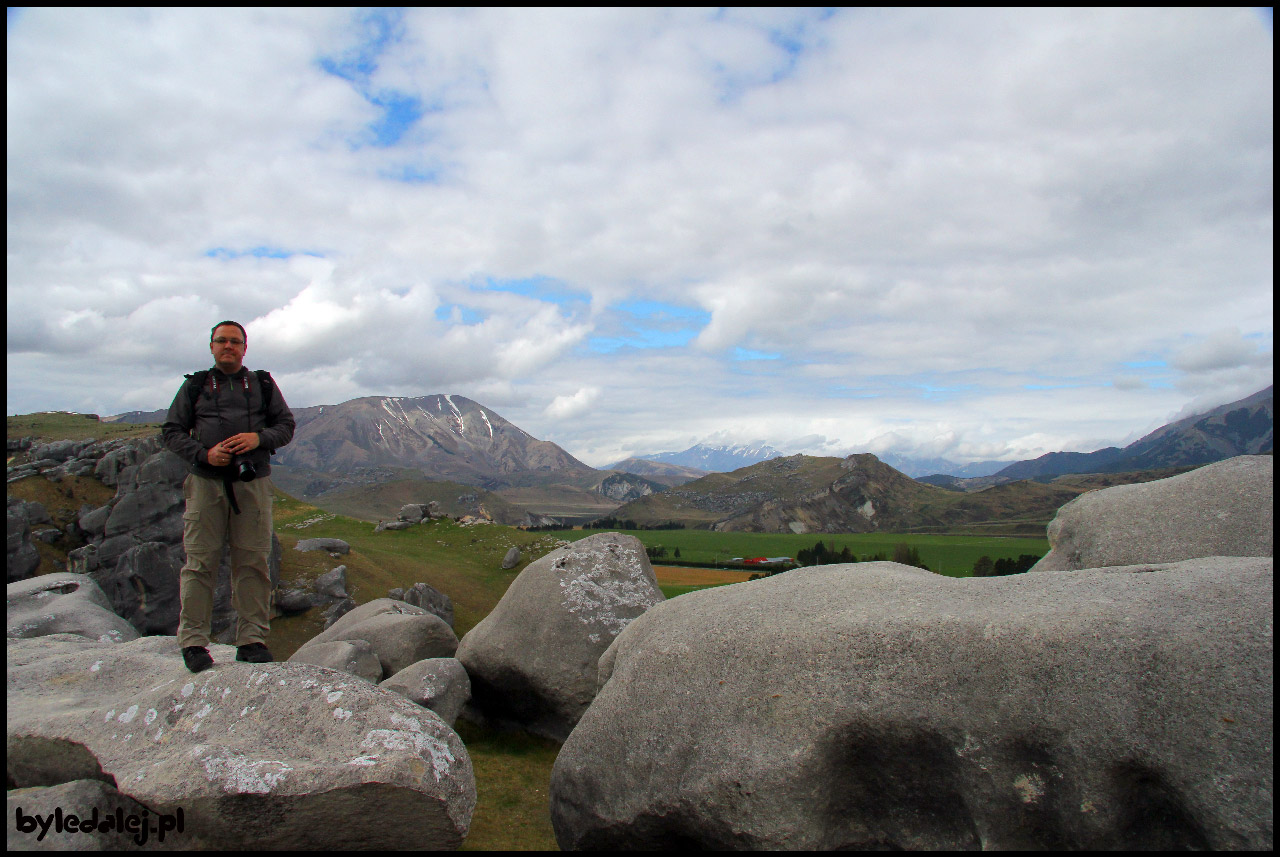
[212, 337, 245, 346]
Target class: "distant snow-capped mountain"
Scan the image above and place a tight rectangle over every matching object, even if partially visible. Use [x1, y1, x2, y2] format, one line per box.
[622, 443, 1014, 478]
[629, 442, 784, 473]
[275, 394, 594, 485]
[876, 453, 1011, 479]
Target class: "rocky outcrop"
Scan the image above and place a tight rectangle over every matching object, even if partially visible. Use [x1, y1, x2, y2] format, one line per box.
[456, 532, 664, 741]
[11, 436, 283, 638]
[8, 633, 476, 849]
[373, 501, 448, 533]
[1032, 455, 1272, 571]
[550, 557, 1273, 850]
[7, 572, 139, 643]
[7, 496, 45, 582]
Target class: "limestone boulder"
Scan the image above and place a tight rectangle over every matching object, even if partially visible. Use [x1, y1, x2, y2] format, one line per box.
[551, 558, 1273, 851]
[7, 634, 475, 849]
[291, 598, 459, 681]
[295, 538, 350, 555]
[288, 639, 384, 684]
[313, 565, 349, 599]
[456, 532, 664, 741]
[8, 779, 160, 851]
[402, 581, 454, 627]
[7, 497, 43, 582]
[1033, 455, 1272, 571]
[92, 542, 186, 635]
[376, 521, 414, 531]
[381, 658, 472, 726]
[7, 573, 139, 643]
[501, 546, 521, 569]
[398, 504, 431, 524]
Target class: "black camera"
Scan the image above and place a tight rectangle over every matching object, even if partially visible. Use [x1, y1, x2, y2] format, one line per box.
[236, 457, 257, 482]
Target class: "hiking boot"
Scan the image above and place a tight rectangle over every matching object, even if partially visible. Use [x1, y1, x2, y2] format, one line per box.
[182, 646, 214, 673]
[236, 643, 273, 663]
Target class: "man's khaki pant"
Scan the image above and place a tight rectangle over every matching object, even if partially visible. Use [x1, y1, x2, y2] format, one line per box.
[177, 473, 274, 649]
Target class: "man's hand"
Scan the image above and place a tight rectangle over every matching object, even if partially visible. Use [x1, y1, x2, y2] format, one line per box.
[209, 433, 260, 465]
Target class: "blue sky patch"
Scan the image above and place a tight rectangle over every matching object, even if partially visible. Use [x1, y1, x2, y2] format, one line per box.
[587, 326, 700, 354]
[584, 298, 711, 353]
[472, 275, 590, 307]
[732, 347, 782, 361]
[379, 162, 443, 184]
[435, 302, 486, 325]
[615, 298, 711, 324]
[205, 246, 324, 261]
[318, 8, 428, 150]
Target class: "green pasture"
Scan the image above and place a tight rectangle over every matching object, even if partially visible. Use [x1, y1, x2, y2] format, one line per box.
[547, 529, 1049, 578]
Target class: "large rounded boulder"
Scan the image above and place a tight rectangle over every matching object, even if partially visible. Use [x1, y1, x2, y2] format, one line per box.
[8, 634, 476, 850]
[550, 558, 1273, 850]
[456, 532, 664, 741]
[1032, 455, 1271, 571]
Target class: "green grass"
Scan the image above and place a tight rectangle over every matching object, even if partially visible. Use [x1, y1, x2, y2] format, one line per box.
[454, 721, 561, 851]
[7, 412, 161, 443]
[546, 529, 1049, 578]
[272, 501, 571, 641]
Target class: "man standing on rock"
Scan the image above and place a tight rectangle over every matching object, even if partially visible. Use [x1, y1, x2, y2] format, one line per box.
[162, 321, 295, 673]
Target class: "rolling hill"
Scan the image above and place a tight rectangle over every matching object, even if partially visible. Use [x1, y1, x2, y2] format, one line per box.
[601, 452, 1207, 535]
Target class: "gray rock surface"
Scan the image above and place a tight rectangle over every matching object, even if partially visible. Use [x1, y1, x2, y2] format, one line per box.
[290, 598, 459, 681]
[8, 779, 162, 851]
[8, 634, 476, 849]
[375, 520, 414, 531]
[381, 658, 472, 726]
[501, 546, 521, 569]
[456, 532, 665, 741]
[551, 558, 1273, 850]
[401, 581, 454, 627]
[313, 565, 349, 599]
[7, 497, 44, 582]
[295, 537, 351, 555]
[7, 572, 139, 643]
[287, 639, 384, 684]
[1033, 455, 1272, 571]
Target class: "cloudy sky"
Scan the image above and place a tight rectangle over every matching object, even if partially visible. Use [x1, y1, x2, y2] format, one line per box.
[7, 8, 1273, 467]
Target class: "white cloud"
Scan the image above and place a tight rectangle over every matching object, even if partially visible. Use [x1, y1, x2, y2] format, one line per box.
[6, 8, 1272, 467]
[544, 387, 601, 421]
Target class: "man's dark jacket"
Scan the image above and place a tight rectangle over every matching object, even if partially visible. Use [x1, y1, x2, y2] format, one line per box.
[161, 367, 295, 480]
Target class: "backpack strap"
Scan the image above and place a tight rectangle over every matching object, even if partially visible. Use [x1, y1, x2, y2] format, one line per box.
[254, 370, 275, 412]
[184, 370, 211, 411]
[186, 369, 275, 413]
[254, 370, 278, 454]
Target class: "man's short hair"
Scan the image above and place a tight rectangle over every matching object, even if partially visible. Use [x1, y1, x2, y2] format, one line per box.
[211, 320, 247, 342]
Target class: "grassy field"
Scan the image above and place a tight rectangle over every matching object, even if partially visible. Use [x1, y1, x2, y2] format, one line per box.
[7, 412, 162, 442]
[548, 528, 1049, 578]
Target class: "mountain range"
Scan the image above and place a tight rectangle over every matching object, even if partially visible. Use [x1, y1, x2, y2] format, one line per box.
[596, 452, 1202, 536]
[612, 442, 784, 474]
[988, 385, 1273, 480]
[106, 385, 1271, 527]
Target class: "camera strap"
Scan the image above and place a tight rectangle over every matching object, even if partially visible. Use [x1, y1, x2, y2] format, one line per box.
[222, 475, 242, 515]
